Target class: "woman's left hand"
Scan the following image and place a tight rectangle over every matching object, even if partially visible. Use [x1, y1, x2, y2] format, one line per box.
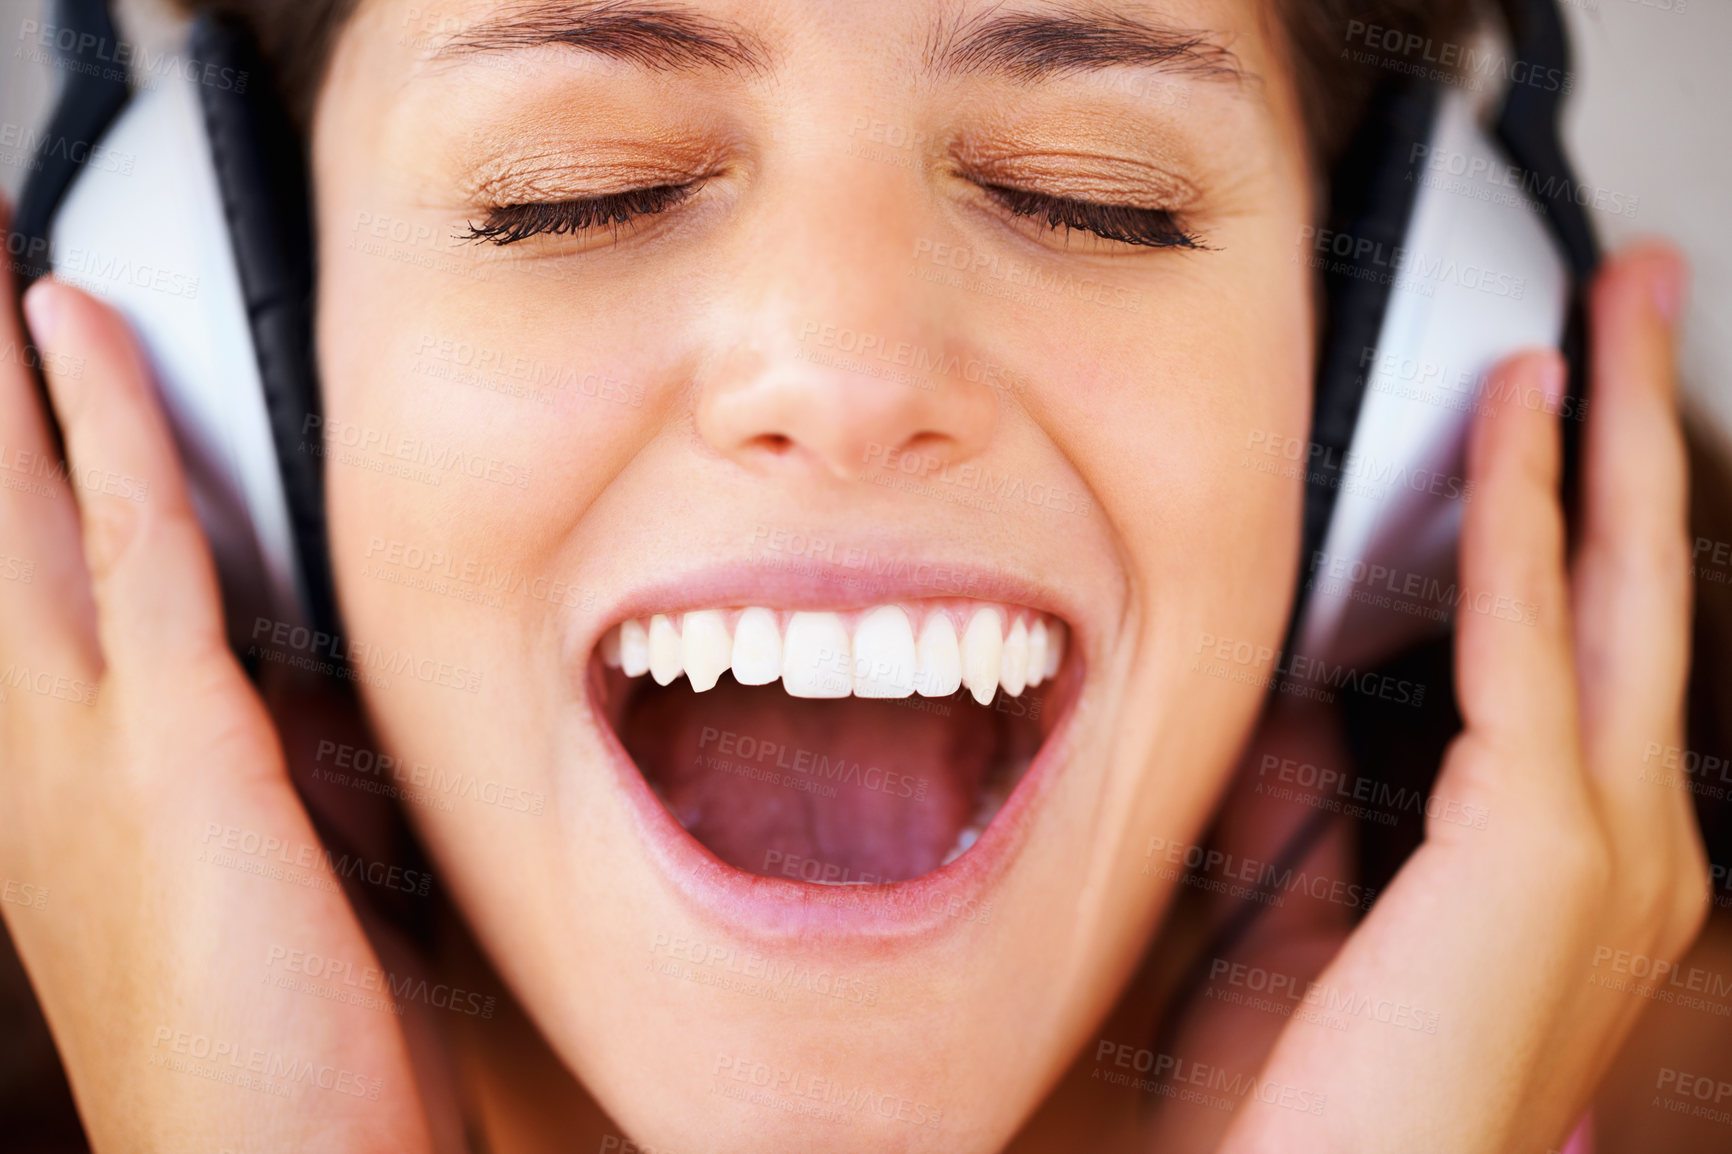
[1159, 241, 1710, 1154]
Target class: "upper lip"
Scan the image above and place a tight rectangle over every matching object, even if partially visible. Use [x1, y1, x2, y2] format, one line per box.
[574, 558, 1082, 663]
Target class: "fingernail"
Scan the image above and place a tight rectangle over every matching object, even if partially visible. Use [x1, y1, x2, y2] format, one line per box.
[1536, 353, 1567, 408]
[22, 282, 63, 349]
[1650, 255, 1687, 326]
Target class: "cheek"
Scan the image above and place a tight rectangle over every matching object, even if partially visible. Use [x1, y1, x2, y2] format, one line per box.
[1036, 272, 1311, 630]
[314, 245, 676, 606]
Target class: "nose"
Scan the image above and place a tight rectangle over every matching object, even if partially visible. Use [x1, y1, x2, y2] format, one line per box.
[693, 186, 997, 482]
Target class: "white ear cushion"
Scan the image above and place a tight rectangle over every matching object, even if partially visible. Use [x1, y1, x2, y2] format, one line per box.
[49, 63, 308, 638]
[1298, 87, 1569, 671]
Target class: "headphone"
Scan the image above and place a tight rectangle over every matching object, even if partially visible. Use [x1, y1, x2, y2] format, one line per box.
[11, 0, 1600, 1071]
[13, 0, 333, 649]
[1294, 0, 1597, 675]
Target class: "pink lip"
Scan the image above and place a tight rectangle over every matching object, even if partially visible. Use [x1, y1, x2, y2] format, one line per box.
[572, 561, 1085, 950]
[574, 556, 1079, 643]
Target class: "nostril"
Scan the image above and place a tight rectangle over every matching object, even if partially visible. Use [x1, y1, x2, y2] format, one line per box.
[902, 432, 953, 462]
[753, 433, 795, 455]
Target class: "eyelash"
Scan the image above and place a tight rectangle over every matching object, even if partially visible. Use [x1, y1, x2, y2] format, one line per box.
[464, 183, 697, 245]
[979, 184, 1202, 250]
[463, 180, 1201, 250]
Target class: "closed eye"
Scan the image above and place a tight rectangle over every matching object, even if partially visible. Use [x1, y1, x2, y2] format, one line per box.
[978, 183, 1204, 250]
[462, 183, 698, 245]
[460, 179, 1200, 250]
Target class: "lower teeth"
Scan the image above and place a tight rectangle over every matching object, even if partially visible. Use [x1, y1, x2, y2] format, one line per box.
[941, 826, 981, 867]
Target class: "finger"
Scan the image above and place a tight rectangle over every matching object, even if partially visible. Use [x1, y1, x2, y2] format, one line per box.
[1509, 249, 1709, 1153]
[21, 280, 228, 677]
[1572, 246, 1693, 789]
[0, 198, 97, 669]
[1569, 244, 1707, 1012]
[1453, 349, 1580, 772]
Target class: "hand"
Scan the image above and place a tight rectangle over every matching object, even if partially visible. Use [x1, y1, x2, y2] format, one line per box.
[1149, 243, 1709, 1154]
[0, 198, 436, 1151]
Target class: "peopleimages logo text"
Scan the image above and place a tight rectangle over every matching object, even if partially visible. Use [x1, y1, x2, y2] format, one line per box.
[249, 616, 484, 694]
[18, 20, 250, 92]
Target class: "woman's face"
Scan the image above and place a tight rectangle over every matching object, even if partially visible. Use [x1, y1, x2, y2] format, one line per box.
[313, 0, 1312, 1147]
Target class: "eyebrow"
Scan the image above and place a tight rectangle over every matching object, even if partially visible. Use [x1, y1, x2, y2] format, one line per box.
[432, 0, 770, 73]
[927, 5, 1245, 85]
[429, 0, 1243, 90]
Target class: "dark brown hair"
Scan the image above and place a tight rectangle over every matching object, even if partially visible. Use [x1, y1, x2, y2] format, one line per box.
[1277, 0, 1478, 165]
[186, 0, 359, 130]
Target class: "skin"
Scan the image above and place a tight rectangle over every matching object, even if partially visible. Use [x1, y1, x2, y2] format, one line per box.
[0, 0, 1709, 1150]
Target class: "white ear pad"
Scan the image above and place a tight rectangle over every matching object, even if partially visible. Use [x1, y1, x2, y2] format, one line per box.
[1297, 88, 1569, 671]
[47, 60, 308, 640]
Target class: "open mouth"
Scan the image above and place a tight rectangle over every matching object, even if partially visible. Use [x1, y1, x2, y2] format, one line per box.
[590, 601, 1071, 887]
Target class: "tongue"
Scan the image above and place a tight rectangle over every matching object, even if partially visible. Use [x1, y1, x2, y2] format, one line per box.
[618, 678, 996, 883]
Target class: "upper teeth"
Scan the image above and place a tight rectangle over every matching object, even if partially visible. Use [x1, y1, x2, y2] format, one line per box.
[601, 603, 1064, 705]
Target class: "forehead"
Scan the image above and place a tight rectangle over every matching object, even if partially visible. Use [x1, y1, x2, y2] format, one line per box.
[319, 0, 1308, 205]
[377, 0, 1278, 95]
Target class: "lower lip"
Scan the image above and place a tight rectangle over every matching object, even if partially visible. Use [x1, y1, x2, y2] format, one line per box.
[585, 657, 1079, 950]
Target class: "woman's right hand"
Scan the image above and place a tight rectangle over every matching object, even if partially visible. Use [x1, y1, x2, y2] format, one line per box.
[0, 200, 435, 1151]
